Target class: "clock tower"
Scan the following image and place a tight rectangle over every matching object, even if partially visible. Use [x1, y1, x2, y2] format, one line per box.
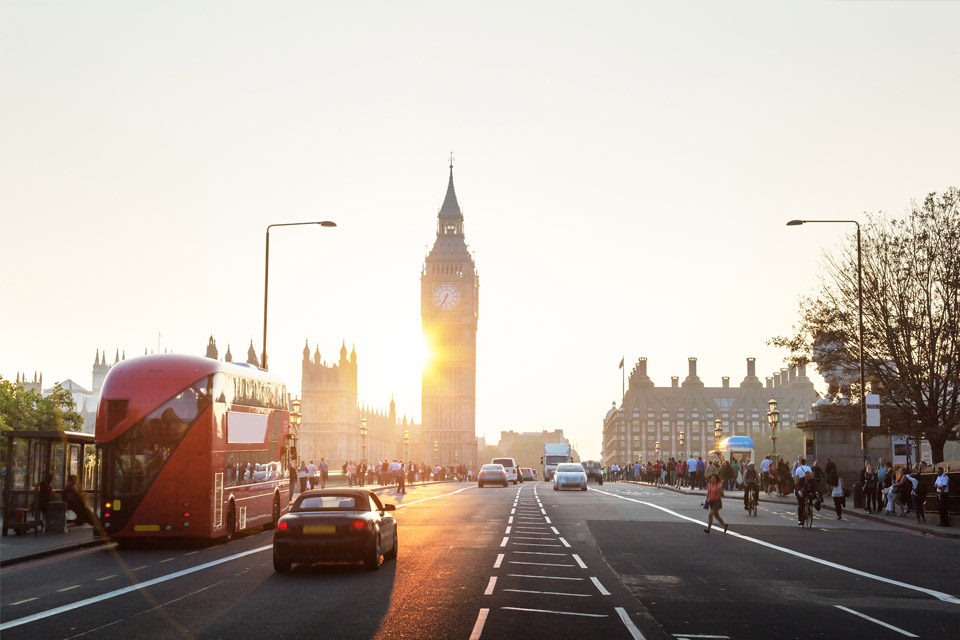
[421, 160, 479, 471]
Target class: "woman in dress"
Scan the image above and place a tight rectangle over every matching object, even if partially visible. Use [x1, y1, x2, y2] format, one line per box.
[704, 472, 728, 534]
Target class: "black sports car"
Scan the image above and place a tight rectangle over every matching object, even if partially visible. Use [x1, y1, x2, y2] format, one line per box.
[272, 489, 398, 572]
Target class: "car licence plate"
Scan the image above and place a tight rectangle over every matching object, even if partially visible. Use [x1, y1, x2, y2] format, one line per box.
[304, 525, 336, 535]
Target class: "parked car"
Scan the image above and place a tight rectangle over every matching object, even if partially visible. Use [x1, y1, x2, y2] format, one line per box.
[272, 489, 397, 573]
[478, 464, 508, 488]
[553, 463, 588, 491]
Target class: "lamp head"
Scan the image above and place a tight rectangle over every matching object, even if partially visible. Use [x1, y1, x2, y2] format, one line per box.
[786, 220, 805, 226]
[319, 221, 337, 227]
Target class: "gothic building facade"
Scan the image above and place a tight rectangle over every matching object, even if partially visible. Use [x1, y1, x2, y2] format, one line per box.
[421, 162, 480, 471]
[602, 357, 819, 465]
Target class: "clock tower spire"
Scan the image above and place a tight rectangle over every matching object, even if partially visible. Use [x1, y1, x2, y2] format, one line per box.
[421, 159, 479, 471]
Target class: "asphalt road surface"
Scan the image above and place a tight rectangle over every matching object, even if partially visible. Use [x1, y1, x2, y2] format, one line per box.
[1, 481, 957, 639]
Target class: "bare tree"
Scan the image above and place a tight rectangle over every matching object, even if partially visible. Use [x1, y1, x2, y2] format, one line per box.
[773, 188, 960, 463]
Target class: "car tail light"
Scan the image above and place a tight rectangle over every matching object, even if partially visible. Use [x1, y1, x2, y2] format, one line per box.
[277, 521, 288, 531]
[351, 520, 366, 531]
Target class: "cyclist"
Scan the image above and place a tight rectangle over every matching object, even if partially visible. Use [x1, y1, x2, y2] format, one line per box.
[742, 462, 760, 511]
[795, 469, 820, 525]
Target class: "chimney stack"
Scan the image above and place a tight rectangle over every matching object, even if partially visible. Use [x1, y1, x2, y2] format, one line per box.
[671, 376, 679, 388]
[722, 376, 730, 389]
[688, 357, 697, 377]
[747, 357, 756, 377]
[638, 357, 647, 376]
[788, 366, 797, 382]
[766, 377, 773, 389]
[774, 373, 781, 387]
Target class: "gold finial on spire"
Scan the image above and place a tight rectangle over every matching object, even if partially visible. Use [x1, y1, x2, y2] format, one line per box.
[448, 150, 454, 173]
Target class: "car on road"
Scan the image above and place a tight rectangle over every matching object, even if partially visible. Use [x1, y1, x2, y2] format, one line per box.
[521, 468, 536, 482]
[553, 463, 588, 491]
[478, 463, 508, 487]
[581, 460, 603, 484]
[492, 457, 521, 484]
[272, 489, 397, 573]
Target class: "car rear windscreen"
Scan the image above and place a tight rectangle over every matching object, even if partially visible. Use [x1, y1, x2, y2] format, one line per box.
[296, 496, 360, 510]
[492, 458, 515, 467]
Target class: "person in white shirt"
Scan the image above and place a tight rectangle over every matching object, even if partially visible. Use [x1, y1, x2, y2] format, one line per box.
[934, 468, 950, 527]
[760, 456, 773, 494]
[306, 460, 317, 489]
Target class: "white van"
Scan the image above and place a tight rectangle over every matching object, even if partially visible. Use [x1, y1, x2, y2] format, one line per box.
[492, 457, 520, 484]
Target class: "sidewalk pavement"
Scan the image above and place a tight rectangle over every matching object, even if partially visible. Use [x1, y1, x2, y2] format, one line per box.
[0, 479, 452, 567]
[623, 480, 960, 540]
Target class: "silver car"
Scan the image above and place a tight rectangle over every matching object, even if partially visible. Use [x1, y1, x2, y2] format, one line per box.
[553, 463, 588, 491]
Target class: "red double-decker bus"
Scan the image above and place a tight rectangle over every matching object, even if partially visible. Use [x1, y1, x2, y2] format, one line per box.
[95, 354, 293, 541]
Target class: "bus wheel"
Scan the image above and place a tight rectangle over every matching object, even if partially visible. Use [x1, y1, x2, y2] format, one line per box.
[226, 502, 236, 540]
[265, 495, 280, 530]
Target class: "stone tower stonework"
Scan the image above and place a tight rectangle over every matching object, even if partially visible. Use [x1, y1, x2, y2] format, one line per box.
[421, 161, 479, 470]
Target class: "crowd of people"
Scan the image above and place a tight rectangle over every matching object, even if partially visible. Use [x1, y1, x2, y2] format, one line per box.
[294, 459, 474, 493]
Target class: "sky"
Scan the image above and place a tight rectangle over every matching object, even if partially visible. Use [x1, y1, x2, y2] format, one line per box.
[2, 1, 958, 459]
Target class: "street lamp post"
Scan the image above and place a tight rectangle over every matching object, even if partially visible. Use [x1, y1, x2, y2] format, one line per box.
[654, 440, 660, 461]
[714, 418, 723, 461]
[359, 417, 368, 463]
[787, 218, 866, 461]
[290, 397, 302, 461]
[767, 396, 780, 458]
[678, 430, 685, 459]
[262, 220, 336, 370]
[403, 430, 410, 462]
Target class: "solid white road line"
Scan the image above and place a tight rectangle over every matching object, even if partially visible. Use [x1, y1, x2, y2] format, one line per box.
[469, 608, 489, 640]
[513, 551, 567, 556]
[508, 574, 583, 581]
[615, 606, 647, 640]
[484, 577, 497, 595]
[591, 487, 960, 606]
[502, 589, 591, 597]
[514, 536, 556, 541]
[590, 577, 610, 595]
[834, 605, 919, 637]
[558, 537, 571, 548]
[571, 554, 587, 569]
[494, 553, 504, 569]
[500, 537, 509, 547]
[507, 561, 576, 567]
[394, 485, 474, 509]
[501, 606, 607, 618]
[512, 542, 562, 547]
[0, 544, 273, 632]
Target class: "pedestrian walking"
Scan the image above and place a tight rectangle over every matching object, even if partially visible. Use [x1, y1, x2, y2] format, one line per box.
[934, 467, 950, 526]
[703, 473, 727, 534]
[397, 461, 406, 494]
[319, 458, 329, 489]
[307, 460, 317, 490]
[829, 470, 845, 519]
[298, 461, 308, 493]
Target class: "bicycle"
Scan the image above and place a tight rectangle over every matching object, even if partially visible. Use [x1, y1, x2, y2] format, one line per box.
[746, 486, 759, 517]
[799, 491, 815, 528]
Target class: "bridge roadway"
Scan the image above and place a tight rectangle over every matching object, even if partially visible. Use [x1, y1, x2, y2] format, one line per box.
[1, 481, 957, 639]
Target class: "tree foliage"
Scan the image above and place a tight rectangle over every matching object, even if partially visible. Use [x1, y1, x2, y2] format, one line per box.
[772, 188, 960, 463]
[0, 376, 84, 432]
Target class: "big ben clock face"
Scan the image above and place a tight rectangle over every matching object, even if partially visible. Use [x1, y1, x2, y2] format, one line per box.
[432, 283, 460, 310]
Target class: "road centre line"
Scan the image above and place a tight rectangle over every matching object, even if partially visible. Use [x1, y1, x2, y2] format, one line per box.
[558, 537, 571, 547]
[590, 577, 610, 595]
[834, 605, 918, 637]
[508, 516, 513, 524]
[484, 577, 497, 595]
[509, 573, 583, 580]
[544, 516, 552, 523]
[500, 537, 509, 547]
[0, 544, 273, 631]
[494, 554, 504, 569]
[591, 487, 960, 606]
[502, 606, 607, 618]
[505, 526, 511, 534]
[469, 608, 489, 640]
[56, 585, 81, 592]
[550, 526, 560, 534]
[571, 554, 587, 569]
[615, 606, 647, 640]
[3, 485, 473, 632]
[95, 574, 117, 582]
[11, 598, 38, 606]
[540, 508, 547, 514]
[511, 508, 516, 515]
[502, 588, 591, 597]
[508, 561, 576, 567]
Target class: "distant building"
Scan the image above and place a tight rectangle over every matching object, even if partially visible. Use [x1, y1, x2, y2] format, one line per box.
[299, 340, 424, 467]
[602, 357, 818, 466]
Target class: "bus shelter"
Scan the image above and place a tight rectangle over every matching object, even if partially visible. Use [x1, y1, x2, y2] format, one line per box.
[1, 430, 99, 536]
[712, 436, 756, 465]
